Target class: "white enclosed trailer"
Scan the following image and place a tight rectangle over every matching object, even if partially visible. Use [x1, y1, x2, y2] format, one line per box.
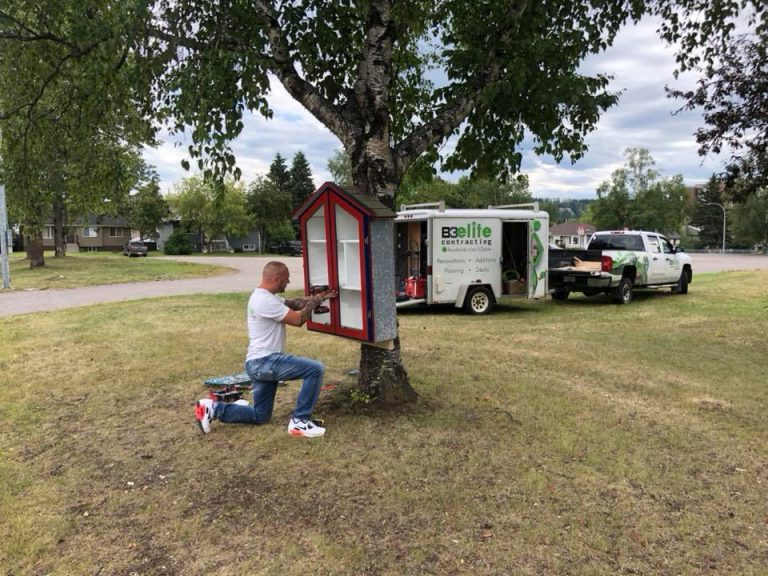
[394, 202, 549, 314]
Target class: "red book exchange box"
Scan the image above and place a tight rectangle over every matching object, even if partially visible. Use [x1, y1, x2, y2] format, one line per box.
[294, 183, 398, 343]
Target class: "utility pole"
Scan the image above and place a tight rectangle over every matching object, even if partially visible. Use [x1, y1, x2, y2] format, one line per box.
[0, 129, 11, 289]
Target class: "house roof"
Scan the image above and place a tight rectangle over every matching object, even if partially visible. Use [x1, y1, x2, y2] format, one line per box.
[550, 222, 596, 236]
[293, 182, 396, 220]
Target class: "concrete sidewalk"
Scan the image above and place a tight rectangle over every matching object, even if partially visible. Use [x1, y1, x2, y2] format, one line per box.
[1, 252, 766, 318]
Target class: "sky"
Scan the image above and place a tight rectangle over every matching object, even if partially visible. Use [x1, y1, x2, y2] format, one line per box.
[142, 18, 729, 201]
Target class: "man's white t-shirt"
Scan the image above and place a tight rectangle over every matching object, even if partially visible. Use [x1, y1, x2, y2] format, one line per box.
[246, 288, 290, 361]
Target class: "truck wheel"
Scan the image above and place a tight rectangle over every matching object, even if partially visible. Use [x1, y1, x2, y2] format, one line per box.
[672, 270, 688, 294]
[464, 286, 494, 315]
[613, 277, 633, 304]
[551, 289, 570, 302]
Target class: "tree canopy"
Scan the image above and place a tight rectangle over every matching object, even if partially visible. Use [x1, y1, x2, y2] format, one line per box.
[166, 176, 252, 246]
[246, 175, 294, 246]
[133, 0, 656, 200]
[667, 34, 768, 200]
[398, 175, 532, 210]
[659, 1, 768, 200]
[129, 177, 169, 241]
[0, 0, 156, 265]
[590, 148, 689, 234]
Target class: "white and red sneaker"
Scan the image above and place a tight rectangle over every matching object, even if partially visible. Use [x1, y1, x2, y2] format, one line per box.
[287, 416, 325, 438]
[195, 399, 215, 434]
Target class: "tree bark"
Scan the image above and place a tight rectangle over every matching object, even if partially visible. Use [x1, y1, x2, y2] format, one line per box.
[25, 230, 45, 268]
[53, 194, 66, 257]
[359, 338, 417, 405]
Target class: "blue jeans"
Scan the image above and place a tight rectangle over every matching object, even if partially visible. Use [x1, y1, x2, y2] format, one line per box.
[213, 353, 324, 424]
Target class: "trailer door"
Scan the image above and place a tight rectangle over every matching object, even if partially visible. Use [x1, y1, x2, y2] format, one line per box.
[432, 217, 501, 303]
[528, 217, 548, 298]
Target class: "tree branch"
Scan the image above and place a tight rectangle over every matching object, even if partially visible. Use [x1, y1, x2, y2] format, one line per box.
[252, 0, 353, 146]
[393, 88, 483, 177]
[0, 49, 81, 121]
[0, 10, 79, 50]
[393, 0, 529, 178]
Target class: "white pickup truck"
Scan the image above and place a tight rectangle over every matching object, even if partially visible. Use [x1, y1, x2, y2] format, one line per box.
[548, 230, 693, 304]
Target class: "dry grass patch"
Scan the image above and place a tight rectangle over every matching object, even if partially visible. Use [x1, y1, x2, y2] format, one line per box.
[1, 271, 767, 575]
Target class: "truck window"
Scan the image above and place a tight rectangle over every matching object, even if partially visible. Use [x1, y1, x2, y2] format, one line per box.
[589, 234, 644, 251]
[647, 235, 661, 254]
[660, 236, 674, 254]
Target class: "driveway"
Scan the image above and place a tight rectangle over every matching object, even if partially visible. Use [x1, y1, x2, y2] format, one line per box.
[1, 252, 766, 318]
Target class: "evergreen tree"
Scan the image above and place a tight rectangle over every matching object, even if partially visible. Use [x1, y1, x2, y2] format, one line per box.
[267, 153, 290, 193]
[288, 151, 315, 209]
[690, 175, 729, 249]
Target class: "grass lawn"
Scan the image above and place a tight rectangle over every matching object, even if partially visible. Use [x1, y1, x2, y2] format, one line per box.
[1, 271, 766, 575]
[5, 251, 234, 290]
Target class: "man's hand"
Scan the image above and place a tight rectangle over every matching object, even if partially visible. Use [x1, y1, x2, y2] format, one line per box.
[284, 289, 339, 326]
[320, 289, 338, 300]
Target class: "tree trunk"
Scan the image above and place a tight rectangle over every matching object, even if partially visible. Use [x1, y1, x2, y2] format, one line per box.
[53, 194, 67, 257]
[25, 230, 45, 268]
[359, 338, 418, 405]
[351, 157, 418, 404]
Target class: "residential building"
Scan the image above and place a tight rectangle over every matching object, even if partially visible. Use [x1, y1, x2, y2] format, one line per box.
[549, 222, 596, 249]
[42, 215, 134, 252]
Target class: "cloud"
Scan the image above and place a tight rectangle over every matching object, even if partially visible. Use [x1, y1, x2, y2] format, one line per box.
[520, 17, 730, 199]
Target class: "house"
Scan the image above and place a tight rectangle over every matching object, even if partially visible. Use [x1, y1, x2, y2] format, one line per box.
[227, 229, 262, 252]
[155, 218, 179, 252]
[42, 215, 134, 252]
[549, 222, 596, 249]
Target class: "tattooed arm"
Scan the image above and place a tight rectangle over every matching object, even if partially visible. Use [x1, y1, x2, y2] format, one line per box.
[284, 297, 312, 311]
[283, 295, 323, 326]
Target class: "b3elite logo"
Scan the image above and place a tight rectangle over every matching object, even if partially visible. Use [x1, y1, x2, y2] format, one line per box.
[441, 222, 492, 239]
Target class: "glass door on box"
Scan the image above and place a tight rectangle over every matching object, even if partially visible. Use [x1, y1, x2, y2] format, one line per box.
[334, 203, 364, 331]
[305, 204, 331, 325]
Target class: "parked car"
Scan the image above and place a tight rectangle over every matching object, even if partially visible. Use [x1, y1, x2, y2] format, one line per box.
[269, 240, 303, 256]
[123, 240, 148, 257]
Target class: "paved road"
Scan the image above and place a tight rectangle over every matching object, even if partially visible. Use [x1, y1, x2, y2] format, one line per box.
[0, 255, 304, 318]
[1, 252, 766, 318]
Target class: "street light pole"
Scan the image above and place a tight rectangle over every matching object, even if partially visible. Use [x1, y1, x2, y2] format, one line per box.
[706, 202, 726, 254]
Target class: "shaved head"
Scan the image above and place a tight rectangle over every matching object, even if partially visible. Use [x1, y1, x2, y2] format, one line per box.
[261, 261, 290, 293]
[262, 261, 288, 280]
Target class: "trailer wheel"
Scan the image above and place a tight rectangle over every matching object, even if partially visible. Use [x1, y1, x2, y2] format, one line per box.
[464, 286, 494, 315]
[613, 277, 633, 305]
[551, 289, 570, 302]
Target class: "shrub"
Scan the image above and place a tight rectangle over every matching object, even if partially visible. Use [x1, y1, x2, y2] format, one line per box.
[163, 228, 194, 255]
